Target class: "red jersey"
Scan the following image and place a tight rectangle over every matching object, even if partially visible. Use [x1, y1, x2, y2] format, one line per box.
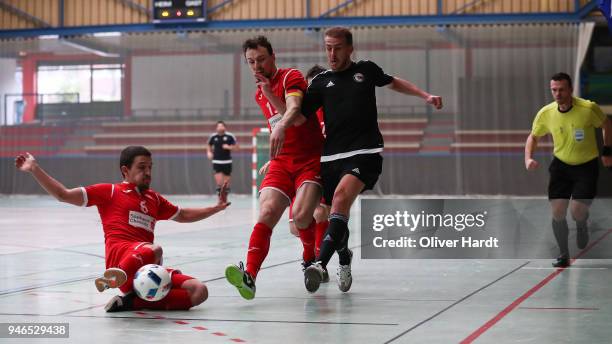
[81, 182, 180, 245]
[254, 68, 323, 157]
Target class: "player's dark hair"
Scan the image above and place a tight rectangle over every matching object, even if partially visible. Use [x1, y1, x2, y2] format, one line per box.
[243, 36, 273, 56]
[325, 27, 353, 46]
[551, 72, 572, 88]
[120, 146, 151, 177]
[217, 120, 226, 126]
[306, 64, 326, 80]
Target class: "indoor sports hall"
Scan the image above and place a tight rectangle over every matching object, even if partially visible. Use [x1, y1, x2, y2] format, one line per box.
[1, 1, 612, 343]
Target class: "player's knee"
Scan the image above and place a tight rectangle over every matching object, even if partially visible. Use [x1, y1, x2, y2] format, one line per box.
[292, 207, 311, 229]
[191, 284, 208, 306]
[570, 206, 588, 222]
[331, 188, 352, 212]
[142, 245, 162, 264]
[258, 202, 283, 224]
[184, 280, 208, 306]
[289, 221, 299, 237]
[550, 204, 568, 221]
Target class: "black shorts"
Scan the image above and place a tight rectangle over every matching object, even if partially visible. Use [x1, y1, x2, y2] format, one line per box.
[548, 157, 598, 202]
[321, 153, 383, 206]
[213, 163, 232, 176]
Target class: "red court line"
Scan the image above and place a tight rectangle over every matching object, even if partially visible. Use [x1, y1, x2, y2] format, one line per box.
[519, 307, 598, 311]
[132, 312, 246, 341]
[461, 228, 612, 343]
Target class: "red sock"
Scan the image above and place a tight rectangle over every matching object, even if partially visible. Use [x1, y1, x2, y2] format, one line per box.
[118, 245, 156, 293]
[133, 288, 192, 310]
[315, 220, 328, 258]
[245, 222, 273, 278]
[298, 220, 316, 262]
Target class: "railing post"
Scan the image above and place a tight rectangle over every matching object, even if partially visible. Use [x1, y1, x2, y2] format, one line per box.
[58, 0, 64, 27]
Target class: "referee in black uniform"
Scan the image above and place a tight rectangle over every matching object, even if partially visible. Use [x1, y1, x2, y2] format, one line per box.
[207, 121, 237, 194]
[288, 27, 442, 293]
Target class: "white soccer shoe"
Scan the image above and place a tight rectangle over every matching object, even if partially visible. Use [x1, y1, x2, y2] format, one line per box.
[337, 249, 353, 292]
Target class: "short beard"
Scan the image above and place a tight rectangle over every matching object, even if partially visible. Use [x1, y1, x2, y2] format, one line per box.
[137, 183, 150, 192]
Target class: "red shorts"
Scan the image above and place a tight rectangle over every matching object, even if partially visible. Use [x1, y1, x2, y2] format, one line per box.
[260, 154, 322, 203]
[105, 241, 150, 269]
[106, 241, 194, 293]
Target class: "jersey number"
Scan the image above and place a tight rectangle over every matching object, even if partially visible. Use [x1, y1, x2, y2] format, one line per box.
[140, 201, 149, 214]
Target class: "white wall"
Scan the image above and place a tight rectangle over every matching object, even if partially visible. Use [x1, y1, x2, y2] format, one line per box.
[131, 48, 465, 118]
[131, 54, 234, 116]
[0, 58, 22, 125]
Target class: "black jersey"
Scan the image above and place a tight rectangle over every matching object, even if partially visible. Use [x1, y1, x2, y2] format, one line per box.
[301, 60, 394, 162]
[207, 133, 236, 163]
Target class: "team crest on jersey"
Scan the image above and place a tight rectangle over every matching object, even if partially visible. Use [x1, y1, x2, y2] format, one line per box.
[353, 73, 365, 83]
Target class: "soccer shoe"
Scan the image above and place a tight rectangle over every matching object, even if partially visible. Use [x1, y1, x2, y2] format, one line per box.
[302, 260, 329, 287]
[304, 262, 325, 293]
[225, 262, 256, 300]
[337, 248, 353, 292]
[552, 255, 570, 268]
[104, 293, 135, 313]
[95, 268, 128, 292]
[576, 226, 589, 250]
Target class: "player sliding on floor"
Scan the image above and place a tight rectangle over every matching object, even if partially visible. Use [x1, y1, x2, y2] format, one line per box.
[15, 146, 230, 312]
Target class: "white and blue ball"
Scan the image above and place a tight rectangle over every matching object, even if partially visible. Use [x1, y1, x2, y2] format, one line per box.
[133, 264, 172, 301]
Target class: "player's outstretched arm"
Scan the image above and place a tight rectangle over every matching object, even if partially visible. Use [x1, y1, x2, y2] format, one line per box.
[14, 152, 85, 206]
[524, 134, 540, 171]
[387, 77, 443, 110]
[270, 95, 305, 158]
[173, 182, 231, 223]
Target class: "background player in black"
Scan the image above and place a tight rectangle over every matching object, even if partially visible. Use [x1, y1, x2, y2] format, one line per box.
[207, 121, 237, 194]
[294, 27, 443, 293]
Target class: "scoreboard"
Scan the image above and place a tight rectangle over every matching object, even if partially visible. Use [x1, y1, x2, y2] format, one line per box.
[152, 0, 206, 23]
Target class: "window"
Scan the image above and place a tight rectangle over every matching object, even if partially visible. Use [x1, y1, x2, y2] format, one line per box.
[37, 63, 123, 103]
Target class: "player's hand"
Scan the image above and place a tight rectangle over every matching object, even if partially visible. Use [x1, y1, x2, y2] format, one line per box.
[259, 160, 271, 175]
[525, 158, 539, 171]
[255, 73, 272, 94]
[602, 156, 612, 169]
[207, 152, 213, 160]
[222, 144, 231, 150]
[15, 152, 37, 172]
[216, 182, 231, 209]
[270, 122, 286, 159]
[426, 95, 443, 110]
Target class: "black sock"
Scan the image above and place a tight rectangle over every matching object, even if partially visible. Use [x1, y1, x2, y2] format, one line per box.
[317, 213, 348, 267]
[337, 229, 351, 265]
[552, 219, 569, 257]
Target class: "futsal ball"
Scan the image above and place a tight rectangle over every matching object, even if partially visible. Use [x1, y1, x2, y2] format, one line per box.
[133, 264, 172, 302]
